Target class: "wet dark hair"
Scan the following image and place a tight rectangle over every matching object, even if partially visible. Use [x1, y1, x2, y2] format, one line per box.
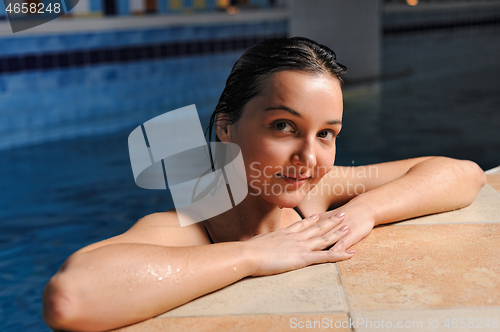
[206, 36, 346, 142]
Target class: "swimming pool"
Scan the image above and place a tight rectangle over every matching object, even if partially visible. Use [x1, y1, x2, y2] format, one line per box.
[1, 24, 500, 332]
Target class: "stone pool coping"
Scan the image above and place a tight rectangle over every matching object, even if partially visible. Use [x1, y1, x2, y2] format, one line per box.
[110, 170, 500, 332]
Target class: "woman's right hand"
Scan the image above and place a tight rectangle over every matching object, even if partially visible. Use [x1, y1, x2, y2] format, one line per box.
[245, 213, 355, 277]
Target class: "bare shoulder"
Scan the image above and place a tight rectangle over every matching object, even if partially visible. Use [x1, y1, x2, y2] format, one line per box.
[123, 210, 212, 246]
[75, 210, 211, 255]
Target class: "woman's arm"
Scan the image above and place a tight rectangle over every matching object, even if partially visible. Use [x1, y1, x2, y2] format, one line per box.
[319, 157, 487, 251]
[43, 211, 353, 332]
[44, 241, 252, 331]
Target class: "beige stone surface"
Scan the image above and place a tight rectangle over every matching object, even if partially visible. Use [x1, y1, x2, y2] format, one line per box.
[112, 313, 351, 332]
[487, 174, 500, 192]
[397, 184, 500, 226]
[338, 223, 500, 311]
[485, 165, 500, 175]
[351, 307, 500, 332]
[160, 263, 347, 318]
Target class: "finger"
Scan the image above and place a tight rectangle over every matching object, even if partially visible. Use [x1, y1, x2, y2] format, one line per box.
[306, 224, 349, 250]
[329, 234, 354, 252]
[298, 213, 345, 238]
[286, 214, 320, 232]
[303, 249, 355, 265]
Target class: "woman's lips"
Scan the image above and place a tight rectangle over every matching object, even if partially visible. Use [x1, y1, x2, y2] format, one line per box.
[275, 174, 310, 186]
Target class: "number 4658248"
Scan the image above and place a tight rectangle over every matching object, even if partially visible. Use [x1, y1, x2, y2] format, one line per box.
[5, 2, 61, 14]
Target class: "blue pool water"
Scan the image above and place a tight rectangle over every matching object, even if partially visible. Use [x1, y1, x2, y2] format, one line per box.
[1, 25, 500, 331]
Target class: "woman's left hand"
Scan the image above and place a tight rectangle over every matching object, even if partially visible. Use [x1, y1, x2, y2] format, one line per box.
[319, 201, 376, 251]
[312, 157, 487, 251]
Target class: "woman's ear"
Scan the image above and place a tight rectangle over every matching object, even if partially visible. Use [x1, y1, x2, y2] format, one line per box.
[215, 116, 233, 143]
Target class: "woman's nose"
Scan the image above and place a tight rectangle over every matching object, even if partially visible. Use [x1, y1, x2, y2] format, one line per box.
[291, 137, 317, 168]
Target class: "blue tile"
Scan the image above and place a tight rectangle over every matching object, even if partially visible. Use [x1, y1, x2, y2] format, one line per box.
[25, 72, 41, 91]
[37, 71, 59, 91]
[254, 21, 265, 36]
[54, 69, 69, 87]
[241, 23, 253, 37]
[35, 35, 64, 53]
[61, 33, 87, 50]
[6, 74, 25, 92]
[61, 68, 77, 87]
[9, 37, 38, 56]
[158, 0, 167, 13]
[106, 67, 119, 82]
[0, 77, 6, 93]
[147, 28, 166, 44]
[0, 0, 6, 15]
[83, 32, 115, 49]
[89, 0, 102, 11]
[114, 30, 134, 46]
[116, 0, 129, 15]
[0, 40, 10, 56]
[57, 34, 75, 50]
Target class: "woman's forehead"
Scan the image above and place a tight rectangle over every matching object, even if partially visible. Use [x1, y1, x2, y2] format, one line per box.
[257, 70, 343, 109]
[261, 69, 340, 93]
[238, 70, 343, 125]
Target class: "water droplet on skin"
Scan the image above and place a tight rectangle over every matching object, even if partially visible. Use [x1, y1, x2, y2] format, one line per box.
[158, 277, 162, 281]
[167, 266, 172, 275]
[233, 267, 237, 273]
[176, 268, 180, 272]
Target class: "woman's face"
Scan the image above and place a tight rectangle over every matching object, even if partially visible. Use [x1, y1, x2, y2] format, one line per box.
[219, 70, 343, 208]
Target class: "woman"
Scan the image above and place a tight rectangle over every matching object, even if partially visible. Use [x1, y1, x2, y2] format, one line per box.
[43, 37, 486, 331]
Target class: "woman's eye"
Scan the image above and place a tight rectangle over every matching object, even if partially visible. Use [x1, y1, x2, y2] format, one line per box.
[317, 130, 335, 140]
[274, 121, 294, 133]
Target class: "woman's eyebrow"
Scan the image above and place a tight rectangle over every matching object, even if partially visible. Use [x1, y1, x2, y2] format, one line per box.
[265, 106, 342, 125]
[327, 119, 342, 125]
[265, 105, 300, 116]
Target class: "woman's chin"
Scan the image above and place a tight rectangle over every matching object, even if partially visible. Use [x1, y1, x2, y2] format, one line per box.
[263, 193, 305, 209]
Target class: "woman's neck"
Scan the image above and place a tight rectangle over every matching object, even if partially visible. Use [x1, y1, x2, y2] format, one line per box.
[203, 194, 297, 243]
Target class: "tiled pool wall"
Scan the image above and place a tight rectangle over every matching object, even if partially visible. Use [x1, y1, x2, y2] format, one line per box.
[0, 18, 288, 150]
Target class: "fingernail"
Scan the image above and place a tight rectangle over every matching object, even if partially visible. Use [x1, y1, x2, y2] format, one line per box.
[339, 225, 348, 232]
[311, 214, 319, 220]
[335, 212, 345, 219]
[347, 250, 356, 254]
